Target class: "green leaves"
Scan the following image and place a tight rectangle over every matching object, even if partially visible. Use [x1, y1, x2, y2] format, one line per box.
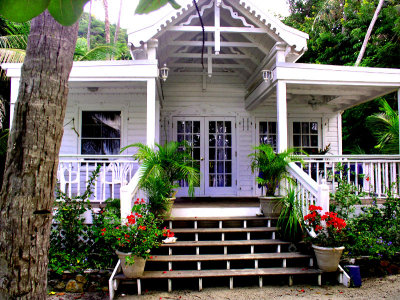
[135, 0, 181, 14]
[0, 0, 50, 24]
[0, 0, 89, 26]
[48, 0, 89, 26]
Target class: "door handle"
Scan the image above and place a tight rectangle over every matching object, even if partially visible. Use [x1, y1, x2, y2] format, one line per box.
[200, 157, 204, 161]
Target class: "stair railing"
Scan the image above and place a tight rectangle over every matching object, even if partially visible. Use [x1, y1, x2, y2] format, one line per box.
[120, 165, 146, 221]
[287, 162, 330, 237]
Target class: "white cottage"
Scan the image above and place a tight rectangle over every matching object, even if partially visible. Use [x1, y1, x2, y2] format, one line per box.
[2, 0, 400, 218]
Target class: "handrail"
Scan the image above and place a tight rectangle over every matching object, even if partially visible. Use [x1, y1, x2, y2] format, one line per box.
[120, 165, 144, 221]
[287, 162, 319, 196]
[300, 154, 400, 160]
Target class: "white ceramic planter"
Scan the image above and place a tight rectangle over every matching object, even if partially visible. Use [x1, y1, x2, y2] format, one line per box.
[259, 196, 283, 217]
[312, 245, 344, 272]
[116, 251, 146, 278]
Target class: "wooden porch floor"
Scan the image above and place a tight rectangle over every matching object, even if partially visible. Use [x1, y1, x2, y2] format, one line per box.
[174, 197, 259, 208]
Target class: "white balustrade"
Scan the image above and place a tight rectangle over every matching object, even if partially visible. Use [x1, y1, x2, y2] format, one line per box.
[299, 155, 400, 198]
[57, 155, 138, 203]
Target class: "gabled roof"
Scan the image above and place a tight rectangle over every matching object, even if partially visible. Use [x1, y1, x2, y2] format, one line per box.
[128, 0, 308, 52]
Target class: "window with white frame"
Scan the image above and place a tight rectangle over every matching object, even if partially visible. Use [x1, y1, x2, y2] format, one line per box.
[292, 121, 319, 154]
[81, 111, 121, 155]
[258, 121, 277, 151]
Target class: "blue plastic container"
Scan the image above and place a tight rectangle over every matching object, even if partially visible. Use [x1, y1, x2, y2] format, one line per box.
[345, 265, 362, 287]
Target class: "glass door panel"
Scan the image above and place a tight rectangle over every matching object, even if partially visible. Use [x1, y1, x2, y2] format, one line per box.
[173, 118, 204, 196]
[205, 117, 236, 195]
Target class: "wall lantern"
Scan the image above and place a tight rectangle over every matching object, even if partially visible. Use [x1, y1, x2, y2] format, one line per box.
[159, 64, 169, 82]
[261, 69, 273, 82]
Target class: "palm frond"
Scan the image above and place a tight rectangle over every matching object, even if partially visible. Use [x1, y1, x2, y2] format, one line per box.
[75, 45, 119, 61]
[367, 99, 399, 154]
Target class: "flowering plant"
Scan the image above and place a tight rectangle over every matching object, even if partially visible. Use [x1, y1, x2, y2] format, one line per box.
[101, 198, 169, 259]
[303, 205, 347, 247]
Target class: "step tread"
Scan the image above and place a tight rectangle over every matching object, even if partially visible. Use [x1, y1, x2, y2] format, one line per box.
[149, 252, 311, 262]
[171, 227, 278, 233]
[115, 267, 321, 280]
[164, 216, 277, 221]
[160, 239, 290, 247]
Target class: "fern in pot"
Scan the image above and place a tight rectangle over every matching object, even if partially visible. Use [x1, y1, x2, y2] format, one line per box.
[122, 141, 200, 218]
[249, 144, 304, 217]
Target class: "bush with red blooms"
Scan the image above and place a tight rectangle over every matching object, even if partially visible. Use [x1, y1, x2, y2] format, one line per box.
[304, 205, 347, 247]
[101, 198, 171, 259]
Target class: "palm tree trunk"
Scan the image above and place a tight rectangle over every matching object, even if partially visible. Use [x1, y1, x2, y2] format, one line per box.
[114, 0, 123, 45]
[354, 0, 384, 67]
[87, 0, 92, 51]
[103, 0, 110, 44]
[0, 10, 78, 299]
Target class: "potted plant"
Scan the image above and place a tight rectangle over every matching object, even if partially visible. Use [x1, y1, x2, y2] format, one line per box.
[277, 187, 304, 243]
[249, 144, 303, 217]
[303, 205, 347, 272]
[101, 198, 166, 278]
[121, 141, 200, 217]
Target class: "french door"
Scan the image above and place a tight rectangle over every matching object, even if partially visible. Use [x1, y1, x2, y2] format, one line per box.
[173, 117, 236, 197]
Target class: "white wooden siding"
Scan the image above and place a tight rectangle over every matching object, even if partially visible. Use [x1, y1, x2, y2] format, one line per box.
[161, 75, 341, 197]
[60, 86, 147, 156]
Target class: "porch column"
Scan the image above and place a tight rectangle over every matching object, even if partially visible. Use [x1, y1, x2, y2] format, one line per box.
[276, 81, 288, 152]
[9, 77, 20, 128]
[146, 39, 158, 148]
[398, 89, 400, 154]
[146, 78, 156, 147]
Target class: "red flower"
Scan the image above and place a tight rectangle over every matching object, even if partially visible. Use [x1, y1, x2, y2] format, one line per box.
[315, 225, 323, 232]
[101, 228, 106, 232]
[309, 205, 322, 212]
[101, 232, 105, 236]
[138, 225, 146, 230]
[366, 176, 370, 182]
[127, 214, 136, 225]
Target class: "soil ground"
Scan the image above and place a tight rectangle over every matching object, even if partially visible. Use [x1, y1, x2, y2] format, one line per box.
[48, 273, 400, 299]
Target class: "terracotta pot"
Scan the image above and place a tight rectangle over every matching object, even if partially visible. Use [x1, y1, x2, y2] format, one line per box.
[160, 197, 175, 218]
[259, 196, 283, 217]
[116, 250, 146, 278]
[312, 245, 345, 272]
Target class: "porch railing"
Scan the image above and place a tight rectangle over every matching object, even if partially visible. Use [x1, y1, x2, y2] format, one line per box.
[299, 155, 400, 198]
[57, 155, 139, 204]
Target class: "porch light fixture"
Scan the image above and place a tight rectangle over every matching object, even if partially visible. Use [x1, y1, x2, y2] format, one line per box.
[261, 69, 273, 82]
[159, 64, 169, 82]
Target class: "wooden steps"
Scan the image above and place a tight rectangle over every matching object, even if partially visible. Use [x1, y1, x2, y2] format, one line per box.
[110, 215, 322, 296]
[148, 252, 312, 262]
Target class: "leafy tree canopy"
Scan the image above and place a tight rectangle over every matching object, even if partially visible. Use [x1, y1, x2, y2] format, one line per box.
[285, 0, 400, 153]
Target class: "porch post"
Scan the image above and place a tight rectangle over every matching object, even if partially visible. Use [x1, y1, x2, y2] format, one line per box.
[146, 39, 158, 148]
[146, 78, 156, 147]
[9, 77, 20, 128]
[398, 89, 400, 154]
[276, 81, 288, 152]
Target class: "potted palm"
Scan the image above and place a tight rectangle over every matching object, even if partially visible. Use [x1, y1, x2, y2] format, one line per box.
[121, 141, 200, 217]
[101, 199, 167, 278]
[249, 144, 303, 217]
[303, 205, 347, 272]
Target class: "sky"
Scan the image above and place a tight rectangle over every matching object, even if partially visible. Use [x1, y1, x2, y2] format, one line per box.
[84, 0, 290, 32]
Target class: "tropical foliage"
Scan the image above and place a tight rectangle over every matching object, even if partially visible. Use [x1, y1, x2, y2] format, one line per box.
[122, 141, 200, 203]
[367, 99, 399, 153]
[277, 187, 303, 242]
[249, 143, 304, 196]
[284, 0, 400, 154]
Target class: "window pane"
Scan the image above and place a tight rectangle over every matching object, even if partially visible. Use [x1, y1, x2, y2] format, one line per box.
[302, 122, 309, 134]
[193, 134, 200, 147]
[225, 122, 231, 134]
[225, 161, 232, 173]
[209, 161, 215, 173]
[217, 121, 224, 133]
[209, 134, 216, 147]
[185, 121, 192, 133]
[193, 121, 200, 133]
[269, 122, 276, 134]
[260, 122, 267, 134]
[311, 122, 318, 134]
[311, 135, 318, 147]
[81, 111, 121, 154]
[225, 175, 232, 187]
[302, 135, 309, 147]
[177, 121, 185, 133]
[293, 122, 300, 134]
[209, 121, 216, 133]
[293, 135, 301, 147]
[225, 135, 232, 147]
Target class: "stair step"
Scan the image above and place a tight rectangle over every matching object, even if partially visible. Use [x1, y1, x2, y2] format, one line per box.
[165, 216, 277, 221]
[149, 252, 311, 262]
[115, 267, 321, 280]
[171, 227, 278, 233]
[161, 239, 290, 247]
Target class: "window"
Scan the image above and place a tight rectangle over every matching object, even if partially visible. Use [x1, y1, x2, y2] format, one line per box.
[81, 111, 121, 155]
[259, 121, 277, 151]
[293, 121, 319, 154]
